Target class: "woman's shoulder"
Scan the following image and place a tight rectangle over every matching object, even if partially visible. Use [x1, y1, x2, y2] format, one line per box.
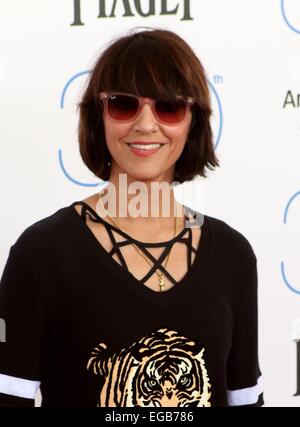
[10, 203, 75, 256]
[203, 213, 257, 266]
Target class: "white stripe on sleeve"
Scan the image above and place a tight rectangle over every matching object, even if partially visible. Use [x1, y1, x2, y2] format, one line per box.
[0, 373, 41, 399]
[227, 375, 263, 406]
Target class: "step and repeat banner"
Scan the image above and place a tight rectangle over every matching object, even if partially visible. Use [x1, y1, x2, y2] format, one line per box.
[0, 0, 299, 407]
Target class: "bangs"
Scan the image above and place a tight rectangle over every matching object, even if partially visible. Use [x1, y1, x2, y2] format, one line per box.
[98, 35, 190, 101]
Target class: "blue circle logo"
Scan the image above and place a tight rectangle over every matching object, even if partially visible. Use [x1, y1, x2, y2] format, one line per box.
[209, 81, 223, 150]
[282, 190, 300, 295]
[59, 72, 223, 186]
[59, 71, 104, 188]
[281, 0, 300, 34]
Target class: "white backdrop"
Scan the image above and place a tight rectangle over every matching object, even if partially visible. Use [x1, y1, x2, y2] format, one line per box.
[0, 0, 300, 407]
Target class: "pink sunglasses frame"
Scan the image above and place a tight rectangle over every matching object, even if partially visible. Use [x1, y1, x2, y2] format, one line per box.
[99, 91, 195, 125]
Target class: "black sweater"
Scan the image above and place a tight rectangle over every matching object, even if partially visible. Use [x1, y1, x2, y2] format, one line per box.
[0, 202, 263, 407]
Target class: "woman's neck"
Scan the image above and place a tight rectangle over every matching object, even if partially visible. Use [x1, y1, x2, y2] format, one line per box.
[94, 174, 186, 235]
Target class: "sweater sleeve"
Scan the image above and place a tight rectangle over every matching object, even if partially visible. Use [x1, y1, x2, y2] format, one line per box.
[0, 244, 50, 407]
[226, 258, 264, 407]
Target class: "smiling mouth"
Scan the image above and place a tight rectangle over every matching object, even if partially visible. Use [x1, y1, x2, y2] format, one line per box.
[126, 143, 164, 151]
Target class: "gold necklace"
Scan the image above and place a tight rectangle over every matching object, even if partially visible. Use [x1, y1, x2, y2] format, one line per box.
[97, 193, 179, 292]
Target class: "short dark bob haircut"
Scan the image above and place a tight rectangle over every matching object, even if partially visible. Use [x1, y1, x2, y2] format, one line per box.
[78, 27, 219, 183]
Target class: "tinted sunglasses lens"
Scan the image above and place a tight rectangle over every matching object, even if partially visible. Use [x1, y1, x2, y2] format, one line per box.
[155, 99, 187, 123]
[107, 95, 138, 120]
[106, 95, 188, 123]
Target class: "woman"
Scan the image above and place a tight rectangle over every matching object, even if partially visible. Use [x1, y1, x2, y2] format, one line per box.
[0, 28, 263, 407]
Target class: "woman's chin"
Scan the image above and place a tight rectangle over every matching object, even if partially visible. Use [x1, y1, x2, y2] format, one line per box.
[127, 170, 171, 184]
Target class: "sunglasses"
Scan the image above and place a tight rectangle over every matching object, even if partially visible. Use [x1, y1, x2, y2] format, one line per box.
[99, 91, 195, 125]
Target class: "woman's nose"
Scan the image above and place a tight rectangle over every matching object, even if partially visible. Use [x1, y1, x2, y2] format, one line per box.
[132, 104, 159, 132]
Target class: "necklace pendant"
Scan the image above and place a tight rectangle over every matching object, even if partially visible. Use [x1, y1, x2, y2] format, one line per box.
[158, 275, 165, 292]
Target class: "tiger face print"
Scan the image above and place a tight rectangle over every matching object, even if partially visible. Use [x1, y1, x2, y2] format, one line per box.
[87, 327, 211, 407]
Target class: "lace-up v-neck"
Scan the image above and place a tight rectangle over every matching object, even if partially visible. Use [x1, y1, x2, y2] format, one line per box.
[71, 200, 203, 292]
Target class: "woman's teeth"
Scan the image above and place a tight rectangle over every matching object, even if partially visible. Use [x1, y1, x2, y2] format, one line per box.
[128, 144, 162, 150]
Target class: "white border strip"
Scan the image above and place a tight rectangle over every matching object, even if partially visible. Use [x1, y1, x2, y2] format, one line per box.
[227, 375, 263, 406]
[0, 373, 40, 399]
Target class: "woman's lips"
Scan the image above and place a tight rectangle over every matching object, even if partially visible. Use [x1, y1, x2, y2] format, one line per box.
[126, 143, 164, 157]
